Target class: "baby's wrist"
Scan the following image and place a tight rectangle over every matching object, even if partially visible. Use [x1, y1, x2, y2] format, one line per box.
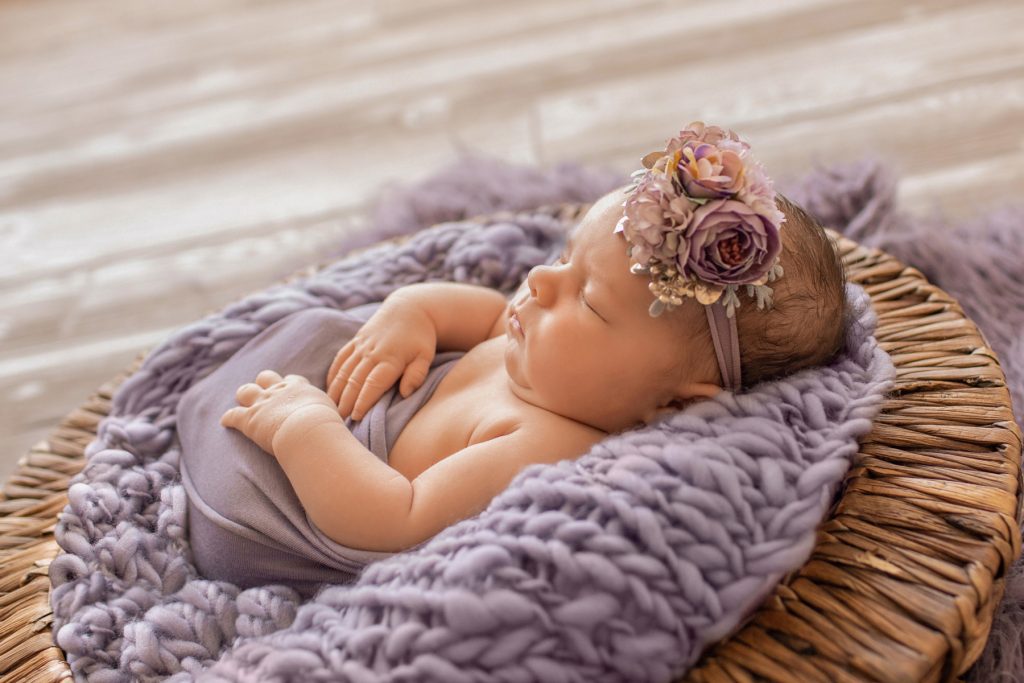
[272, 404, 345, 458]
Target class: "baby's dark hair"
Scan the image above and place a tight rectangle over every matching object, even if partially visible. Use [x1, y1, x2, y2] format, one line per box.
[676, 194, 849, 390]
[735, 194, 849, 387]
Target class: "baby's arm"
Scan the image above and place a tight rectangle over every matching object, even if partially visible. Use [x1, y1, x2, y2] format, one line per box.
[328, 282, 510, 419]
[273, 411, 601, 552]
[391, 282, 510, 351]
[396, 422, 603, 549]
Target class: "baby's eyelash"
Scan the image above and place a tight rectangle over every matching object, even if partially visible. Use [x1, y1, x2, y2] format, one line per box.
[555, 247, 599, 317]
[580, 290, 603, 318]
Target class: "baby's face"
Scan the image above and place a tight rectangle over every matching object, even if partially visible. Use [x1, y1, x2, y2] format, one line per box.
[503, 189, 721, 433]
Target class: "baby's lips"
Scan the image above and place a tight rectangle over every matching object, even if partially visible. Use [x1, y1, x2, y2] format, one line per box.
[510, 309, 526, 337]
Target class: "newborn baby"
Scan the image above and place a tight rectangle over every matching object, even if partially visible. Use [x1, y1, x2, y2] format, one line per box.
[179, 122, 848, 595]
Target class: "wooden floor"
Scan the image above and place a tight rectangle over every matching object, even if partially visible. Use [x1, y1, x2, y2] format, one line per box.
[2, 0, 1022, 481]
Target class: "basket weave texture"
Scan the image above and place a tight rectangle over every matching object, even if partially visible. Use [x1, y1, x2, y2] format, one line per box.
[0, 206, 1020, 683]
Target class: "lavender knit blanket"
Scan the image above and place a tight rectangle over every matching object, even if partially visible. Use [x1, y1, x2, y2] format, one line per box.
[52, 154, 990, 683]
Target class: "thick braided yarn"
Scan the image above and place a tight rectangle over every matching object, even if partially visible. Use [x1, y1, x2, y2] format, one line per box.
[50, 212, 894, 682]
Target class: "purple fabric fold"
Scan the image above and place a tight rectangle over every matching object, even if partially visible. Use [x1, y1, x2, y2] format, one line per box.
[177, 303, 462, 598]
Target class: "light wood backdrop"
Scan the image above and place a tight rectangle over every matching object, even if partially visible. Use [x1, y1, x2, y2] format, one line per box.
[2, 0, 1022, 481]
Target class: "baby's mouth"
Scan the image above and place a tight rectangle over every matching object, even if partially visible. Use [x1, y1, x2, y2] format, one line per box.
[510, 309, 525, 337]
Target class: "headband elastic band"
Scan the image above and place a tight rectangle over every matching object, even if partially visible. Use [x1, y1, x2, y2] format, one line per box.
[705, 302, 742, 392]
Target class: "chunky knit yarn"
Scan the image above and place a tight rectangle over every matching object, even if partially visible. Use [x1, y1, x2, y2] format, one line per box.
[50, 187, 895, 682]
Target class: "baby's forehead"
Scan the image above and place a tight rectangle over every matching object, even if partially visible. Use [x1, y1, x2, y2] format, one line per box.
[588, 189, 630, 222]
[578, 190, 723, 321]
[578, 229, 672, 322]
[577, 196, 627, 241]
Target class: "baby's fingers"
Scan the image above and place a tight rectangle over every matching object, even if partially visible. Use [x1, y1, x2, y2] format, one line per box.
[350, 362, 401, 421]
[327, 341, 356, 387]
[220, 406, 246, 428]
[337, 357, 373, 418]
[399, 354, 431, 398]
[235, 383, 262, 406]
[255, 370, 282, 388]
[328, 348, 364, 404]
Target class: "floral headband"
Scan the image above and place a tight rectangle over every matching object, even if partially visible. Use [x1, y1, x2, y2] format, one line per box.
[613, 121, 786, 391]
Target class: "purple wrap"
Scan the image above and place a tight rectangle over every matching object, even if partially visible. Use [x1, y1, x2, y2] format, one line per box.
[177, 302, 463, 597]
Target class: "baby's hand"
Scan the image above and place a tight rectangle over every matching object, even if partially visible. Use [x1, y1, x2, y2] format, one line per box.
[327, 295, 437, 420]
[221, 369, 341, 456]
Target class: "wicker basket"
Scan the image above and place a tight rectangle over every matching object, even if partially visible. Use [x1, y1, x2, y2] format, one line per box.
[1, 204, 1020, 683]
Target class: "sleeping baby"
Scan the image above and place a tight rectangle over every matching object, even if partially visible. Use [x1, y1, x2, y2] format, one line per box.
[176, 122, 849, 597]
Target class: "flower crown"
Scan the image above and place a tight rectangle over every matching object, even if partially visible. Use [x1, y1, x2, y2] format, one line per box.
[614, 121, 786, 318]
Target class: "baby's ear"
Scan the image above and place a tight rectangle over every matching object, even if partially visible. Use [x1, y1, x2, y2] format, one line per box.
[673, 380, 723, 405]
[640, 383, 722, 425]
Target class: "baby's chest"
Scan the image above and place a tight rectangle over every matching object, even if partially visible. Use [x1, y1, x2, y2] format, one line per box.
[386, 344, 519, 481]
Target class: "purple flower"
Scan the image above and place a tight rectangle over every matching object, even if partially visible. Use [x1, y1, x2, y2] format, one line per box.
[681, 199, 782, 286]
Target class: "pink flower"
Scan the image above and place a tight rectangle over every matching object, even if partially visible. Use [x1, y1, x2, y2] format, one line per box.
[616, 172, 695, 264]
[677, 142, 745, 199]
[668, 121, 744, 151]
[735, 156, 785, 226]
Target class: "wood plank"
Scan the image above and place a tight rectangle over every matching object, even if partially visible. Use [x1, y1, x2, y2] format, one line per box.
[576, 69, 1024, 220]
[898, 149, 1024, 219]
[533, 1, 1015, 155]
[0, 216, 366, 483]
[1, 0, 1021, 485]
[0, 0, 908, 201]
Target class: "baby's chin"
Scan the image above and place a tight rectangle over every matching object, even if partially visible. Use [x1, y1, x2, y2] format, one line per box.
[502, 343, 526, 389]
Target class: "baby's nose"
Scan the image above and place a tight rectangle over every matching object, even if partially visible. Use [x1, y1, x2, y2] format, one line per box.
[526, 263, 559, 305]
